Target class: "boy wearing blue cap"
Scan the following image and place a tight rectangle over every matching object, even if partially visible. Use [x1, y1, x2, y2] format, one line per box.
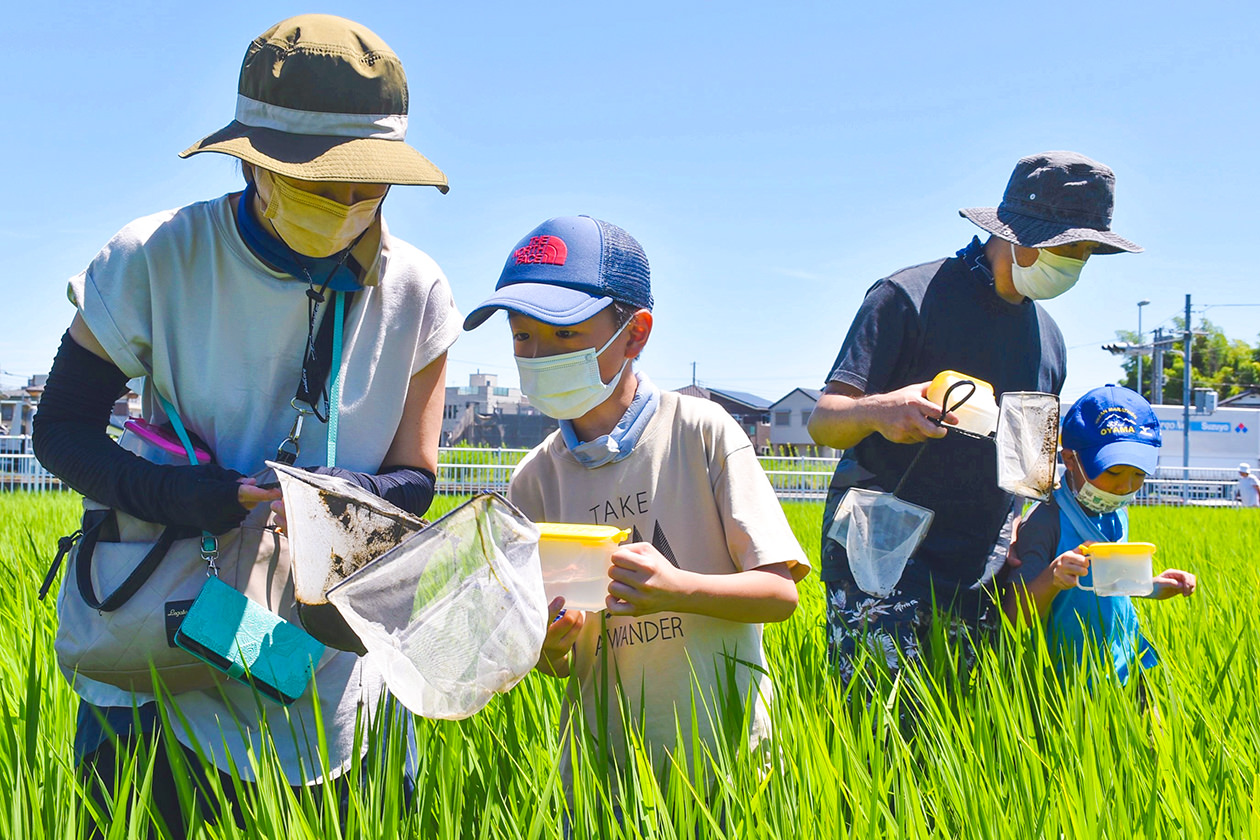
[1004, 385, 1196, 682]
[464, 216, 810, 786]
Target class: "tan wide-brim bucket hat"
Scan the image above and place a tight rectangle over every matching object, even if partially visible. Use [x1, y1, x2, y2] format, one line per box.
[181, 14, 448, 191]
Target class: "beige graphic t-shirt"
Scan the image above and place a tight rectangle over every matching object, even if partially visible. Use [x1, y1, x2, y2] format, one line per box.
[509, 390, 809, 781]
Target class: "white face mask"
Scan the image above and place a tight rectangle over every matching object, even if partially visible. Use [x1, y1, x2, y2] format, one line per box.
[517, 319, 632, 420]
[1074, 479, 1137, 515]
[1010, 242, 1085, 300]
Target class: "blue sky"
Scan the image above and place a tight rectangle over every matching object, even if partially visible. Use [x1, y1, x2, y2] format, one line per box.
[4, 1, 1257, 404]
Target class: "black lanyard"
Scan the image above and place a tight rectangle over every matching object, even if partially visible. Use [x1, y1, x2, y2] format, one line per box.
[275, 287, 357, 465]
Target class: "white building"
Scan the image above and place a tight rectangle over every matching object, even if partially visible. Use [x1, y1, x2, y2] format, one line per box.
[441, 373, 556, 447]
[768, 387, 836, 457]
[1149, 403, 1260, 470]
[1, 375, 47, 437]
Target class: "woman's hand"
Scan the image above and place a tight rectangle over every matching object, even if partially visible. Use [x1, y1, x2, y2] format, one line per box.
[1150, 569, 1197, 599]
[606, 543, 693, 617]
[236, 476, 282, 510]
[537, 597, 585, 678]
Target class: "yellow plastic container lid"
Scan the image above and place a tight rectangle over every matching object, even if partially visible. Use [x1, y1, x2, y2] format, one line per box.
[925, 370, 999, 436]
[1085, 542, 1157, 558]
[927, 370, 995, 400]
[536, 523, 631, 544]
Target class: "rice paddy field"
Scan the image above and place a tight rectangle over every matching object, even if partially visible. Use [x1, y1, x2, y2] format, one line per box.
[2, 491, 1257, 838]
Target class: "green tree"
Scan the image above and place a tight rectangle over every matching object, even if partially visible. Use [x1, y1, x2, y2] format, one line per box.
[1113, 318, 1260, 404]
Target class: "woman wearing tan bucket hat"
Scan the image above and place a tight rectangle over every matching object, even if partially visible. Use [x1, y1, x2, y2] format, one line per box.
[33, 14, 457, 835]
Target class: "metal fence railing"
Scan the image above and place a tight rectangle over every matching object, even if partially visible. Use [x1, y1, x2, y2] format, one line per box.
[0, 436, 61, 492]
[432, 448, 845, 499]
[436, 447, 531, 495]
[1, 437, 1252, 507]
[1134, 479, 1241, 507]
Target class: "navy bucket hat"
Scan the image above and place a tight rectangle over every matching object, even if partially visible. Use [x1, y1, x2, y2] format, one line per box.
[960, 151, 1141, 255]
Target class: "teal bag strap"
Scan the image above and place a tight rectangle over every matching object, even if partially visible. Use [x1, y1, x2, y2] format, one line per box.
[326, 290, 344, 467]
[1053, 482, 1109, 543]
[156, 392, 220, 572]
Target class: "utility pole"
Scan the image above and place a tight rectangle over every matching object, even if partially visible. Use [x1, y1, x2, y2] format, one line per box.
[1151, 327, 1164, 405]
[1136, 300, 1150, 398]
[1183, 294, 1192, 495]
[691, 362, 696, 387]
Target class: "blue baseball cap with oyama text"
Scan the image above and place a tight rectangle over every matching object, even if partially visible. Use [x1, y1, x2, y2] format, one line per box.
[1061, 384, 1162, 478]
[462, 216, 652, 330]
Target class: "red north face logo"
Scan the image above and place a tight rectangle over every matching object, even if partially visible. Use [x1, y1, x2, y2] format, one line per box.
[514, 235, 568, 266]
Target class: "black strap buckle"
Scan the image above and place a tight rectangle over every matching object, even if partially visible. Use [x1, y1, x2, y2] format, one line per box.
[38, 528, 83, 601]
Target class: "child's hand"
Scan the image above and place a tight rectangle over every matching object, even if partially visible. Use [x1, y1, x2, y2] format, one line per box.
[1150, 569, 1197, 600]
[537, 597, 584, 677]
[606, 542, 692, 617]
[1045, 543, 1092, 592]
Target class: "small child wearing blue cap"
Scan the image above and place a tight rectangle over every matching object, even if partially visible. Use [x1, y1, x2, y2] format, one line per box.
[1003, 385, 1196, 682]
[464, 216, 810, 788]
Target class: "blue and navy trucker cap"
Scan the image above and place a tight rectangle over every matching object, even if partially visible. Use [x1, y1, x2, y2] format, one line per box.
[462, 216, 652, 330]
[1061, 384, 1162, 478]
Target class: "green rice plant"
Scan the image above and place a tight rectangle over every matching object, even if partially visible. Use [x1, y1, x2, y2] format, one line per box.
[3, 491, 1259, 837]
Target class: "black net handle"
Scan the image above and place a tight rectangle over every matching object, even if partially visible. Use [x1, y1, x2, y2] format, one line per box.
[891, 379, 978, 498]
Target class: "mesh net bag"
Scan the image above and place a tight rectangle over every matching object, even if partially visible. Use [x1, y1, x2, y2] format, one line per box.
[325, 493, 547, 719]
[995, 392, 1061, 501]
[830, 488, 934, 598]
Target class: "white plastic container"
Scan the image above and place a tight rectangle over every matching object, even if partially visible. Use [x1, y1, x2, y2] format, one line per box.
[1080, 542, 1156, 597]
[926, 370, 999, 437]
[537, 523, 630, 611]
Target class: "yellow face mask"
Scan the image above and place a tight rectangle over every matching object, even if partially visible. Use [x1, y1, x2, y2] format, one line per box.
[257, 170, 385, 258]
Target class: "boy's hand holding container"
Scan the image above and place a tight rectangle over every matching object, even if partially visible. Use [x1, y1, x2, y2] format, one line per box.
[1047, 543, 1093, 592]
[539, 597, 585, 677]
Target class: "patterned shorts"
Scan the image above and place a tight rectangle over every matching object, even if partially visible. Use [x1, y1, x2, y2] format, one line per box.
[823, 579, 992, 685]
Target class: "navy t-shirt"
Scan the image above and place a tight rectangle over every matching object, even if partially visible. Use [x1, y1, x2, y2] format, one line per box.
[823, 238, 1066, 589]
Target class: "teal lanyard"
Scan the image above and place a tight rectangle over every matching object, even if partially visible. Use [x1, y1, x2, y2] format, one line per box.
[326, 291, 344, 467]
[155, 392, 220, 572]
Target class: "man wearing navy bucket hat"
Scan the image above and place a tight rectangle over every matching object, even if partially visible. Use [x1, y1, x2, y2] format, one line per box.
[1004, 385, 1196, 683]
[807, 152, 1144, 682]
[465, 216, 810, 791]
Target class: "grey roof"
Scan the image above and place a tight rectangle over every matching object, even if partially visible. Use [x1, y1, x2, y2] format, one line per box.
[1220, 387, 1260, 406]
[769, 387, 822, 409]
[704, 387, 772, 409]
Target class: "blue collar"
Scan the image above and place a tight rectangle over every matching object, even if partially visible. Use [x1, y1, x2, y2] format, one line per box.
[956, 236, 995, 288]
[235, 184, 365, 292]
[560, 371, 660, 468]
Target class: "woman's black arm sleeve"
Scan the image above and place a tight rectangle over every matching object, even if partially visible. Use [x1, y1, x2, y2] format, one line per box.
[32, 331, 249, 534]
[305, 465, 437, 518]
